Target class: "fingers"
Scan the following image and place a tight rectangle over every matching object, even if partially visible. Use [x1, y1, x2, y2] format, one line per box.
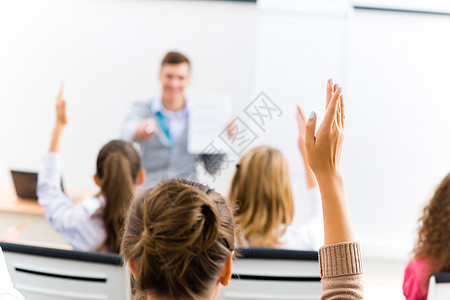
[57, 81, 65, 102]
[338, 94, 345, 129]
[296, 105, 306, 127]
[136, 119, 158, 140]
[305, 111, 316, 150]
[326, 78, 333, 108]
[322, 88, 340, 130]
[61, 99, 66, 112]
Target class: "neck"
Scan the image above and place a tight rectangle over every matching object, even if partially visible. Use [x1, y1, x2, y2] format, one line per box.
[162, 95, 185, 112]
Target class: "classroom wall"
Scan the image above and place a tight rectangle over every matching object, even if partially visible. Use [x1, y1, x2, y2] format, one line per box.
[0, 0, 258, 190]
[1, 0, 450, 264]
[346, 8, 450, 258]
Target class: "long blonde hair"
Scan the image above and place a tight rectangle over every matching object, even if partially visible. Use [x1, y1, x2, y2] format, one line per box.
[228, 146, 294, 248]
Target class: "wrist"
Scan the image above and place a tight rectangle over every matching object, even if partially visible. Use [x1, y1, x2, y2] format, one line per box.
[54, 123, 65, 131]
[315, 170, 344, 185]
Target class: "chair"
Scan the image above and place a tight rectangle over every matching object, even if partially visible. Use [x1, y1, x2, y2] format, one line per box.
[0, 242, 129, 300]
[428, 272, 450, 300]
[217, 248, 322, 300]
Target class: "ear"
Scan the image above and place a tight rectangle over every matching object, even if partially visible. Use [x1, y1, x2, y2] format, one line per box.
[137, 169, 146, 186]
[128, 259, 138, 280]
[219, 254, 233, 286]
[93, 174, 101, 188]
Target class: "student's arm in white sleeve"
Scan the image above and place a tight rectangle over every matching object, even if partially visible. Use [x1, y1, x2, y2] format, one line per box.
[0, 248, 25, 300]
[37, 152, 79, 234]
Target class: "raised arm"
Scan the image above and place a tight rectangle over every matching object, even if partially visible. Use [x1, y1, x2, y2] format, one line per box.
[305, 81, 353, 244]
[49, 82, 67, 152]
[38, 83, 79, 242]
[305, 80, 363, 299]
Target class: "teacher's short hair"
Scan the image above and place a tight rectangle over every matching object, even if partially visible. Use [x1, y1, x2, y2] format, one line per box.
[161, 51, 190, 67]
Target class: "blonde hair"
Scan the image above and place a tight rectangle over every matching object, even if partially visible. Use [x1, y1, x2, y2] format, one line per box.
[228, 146, 294, 248]
[121, 179, 235, 300]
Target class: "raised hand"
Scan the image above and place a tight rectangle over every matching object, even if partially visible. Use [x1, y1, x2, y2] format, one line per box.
[56, 81, 67, 127]
[305, 80, 344, 177]
[304, 79, 353, 245]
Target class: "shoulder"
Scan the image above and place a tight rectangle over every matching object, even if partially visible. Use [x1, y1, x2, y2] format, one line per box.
[404, 258, 432, 275]
[403, 258, 432, 299]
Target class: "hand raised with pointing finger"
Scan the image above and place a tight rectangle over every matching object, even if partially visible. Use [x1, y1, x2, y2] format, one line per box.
[56, 81, 67, 127]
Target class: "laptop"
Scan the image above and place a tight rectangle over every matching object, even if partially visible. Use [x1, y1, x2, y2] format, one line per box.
[10, 170, 39, 200]
[11, 170, 65, 200]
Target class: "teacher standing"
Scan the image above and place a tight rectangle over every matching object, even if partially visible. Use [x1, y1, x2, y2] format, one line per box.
[122, 51, 224, 186]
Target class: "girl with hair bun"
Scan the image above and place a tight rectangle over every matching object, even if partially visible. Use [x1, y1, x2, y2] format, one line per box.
[120, 80, 364, 300]
[37, 82, 145, 252]
[121, 179, 235, 300]
[403, 173, 450, 299]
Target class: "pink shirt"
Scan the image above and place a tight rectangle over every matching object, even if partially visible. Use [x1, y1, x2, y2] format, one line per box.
[403, 258, 432, 300]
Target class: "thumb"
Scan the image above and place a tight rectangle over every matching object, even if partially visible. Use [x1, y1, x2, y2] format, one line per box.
[305, 111, 316, 151]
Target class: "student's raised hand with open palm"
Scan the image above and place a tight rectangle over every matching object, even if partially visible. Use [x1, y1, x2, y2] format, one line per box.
[304, 80, 363, 299]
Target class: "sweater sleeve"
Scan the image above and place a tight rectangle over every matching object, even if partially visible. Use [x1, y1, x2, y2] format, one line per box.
[319, 242, 364, 299]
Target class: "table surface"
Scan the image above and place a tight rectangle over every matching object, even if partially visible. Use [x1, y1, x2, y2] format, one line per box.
[0, 183, 93, 216]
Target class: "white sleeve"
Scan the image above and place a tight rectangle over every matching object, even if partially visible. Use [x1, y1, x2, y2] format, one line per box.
[304, 186, 324, 249]
[37, 153, 83, 235]
[0, 248, 25, 300]
[304, 186, 322, 224]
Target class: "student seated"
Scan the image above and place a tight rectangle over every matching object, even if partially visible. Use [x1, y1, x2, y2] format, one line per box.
[120, 80, 363, 299]
[227, 82, 338, 250]
[37, 83, 145, 252]
[403, 173, 450, 300]
[228, 144, 322, 250]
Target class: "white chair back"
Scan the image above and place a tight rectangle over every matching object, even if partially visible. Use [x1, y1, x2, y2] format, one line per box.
[428, 273, 450, 300]
[0, 242, 130, 300]
[217, 248, 322, 300]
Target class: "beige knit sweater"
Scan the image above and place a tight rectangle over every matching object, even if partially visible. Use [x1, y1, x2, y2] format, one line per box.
[319, 241, 364, 299]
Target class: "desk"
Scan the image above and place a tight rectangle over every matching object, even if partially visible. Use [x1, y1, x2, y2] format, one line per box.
[0, 183, 93, 246]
